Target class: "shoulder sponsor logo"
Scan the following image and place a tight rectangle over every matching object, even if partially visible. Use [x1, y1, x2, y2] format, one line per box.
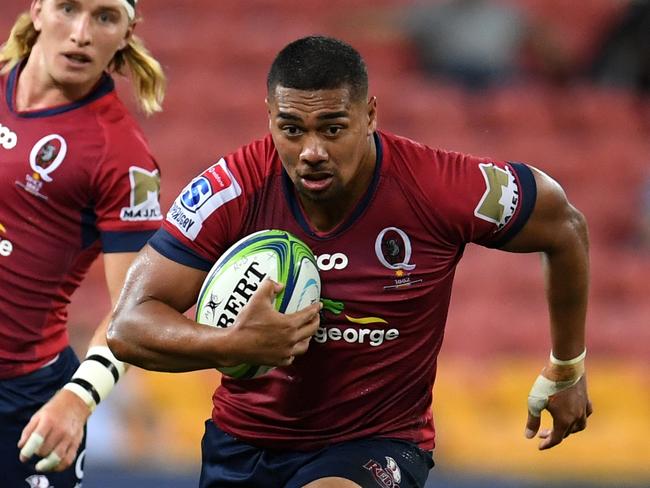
[0, 122, 18, 149]
[168, 158, 242, 240]
[474, 162, 519, 230]
[120, 166, 162, 221]
[315, 252, 348, 271]
[0, 222, 13, 257]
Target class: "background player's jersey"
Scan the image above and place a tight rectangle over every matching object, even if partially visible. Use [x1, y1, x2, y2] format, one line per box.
[150, 130, 536, 450]
[0, 63, 162, 379]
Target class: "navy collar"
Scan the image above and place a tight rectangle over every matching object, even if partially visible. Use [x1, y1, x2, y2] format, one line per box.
[6, 59, 115, 118]
[282, 131, 383, 239]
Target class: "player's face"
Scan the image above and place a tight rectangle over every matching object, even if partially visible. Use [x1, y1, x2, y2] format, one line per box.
[267, 85, 377, 210]
[30, 0, 133, 94]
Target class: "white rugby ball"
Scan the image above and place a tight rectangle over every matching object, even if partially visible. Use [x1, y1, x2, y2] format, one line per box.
[195, 229, 321, 379]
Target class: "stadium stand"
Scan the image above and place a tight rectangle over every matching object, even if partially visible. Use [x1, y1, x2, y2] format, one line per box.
[2, 1, 648, 486]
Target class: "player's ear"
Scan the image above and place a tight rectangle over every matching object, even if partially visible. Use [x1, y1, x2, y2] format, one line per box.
[265, 97, 273, 130]
[118, 20, 136, 51]
[30, 0, 44, 32]
[367, 96, 377, 135]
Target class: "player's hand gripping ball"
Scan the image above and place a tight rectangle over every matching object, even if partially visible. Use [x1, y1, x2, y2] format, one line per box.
[195, 229, 321, 378]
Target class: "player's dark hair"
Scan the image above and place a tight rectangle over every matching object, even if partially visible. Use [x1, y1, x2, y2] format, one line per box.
[267, 36, 368, 101]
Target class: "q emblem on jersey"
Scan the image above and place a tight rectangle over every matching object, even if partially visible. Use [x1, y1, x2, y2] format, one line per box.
[474, 163, 519, 230]
[375, 227, 422, 291]
[30, 134, 67, 182]
[168, 158, 242, 240]
[120, 167, 162, 221]
[16, 134, 67, 199]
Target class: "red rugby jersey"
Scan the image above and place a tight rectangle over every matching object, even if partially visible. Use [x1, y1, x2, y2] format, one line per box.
[150, 130, 536, 450]
[0, 63, 162, 379]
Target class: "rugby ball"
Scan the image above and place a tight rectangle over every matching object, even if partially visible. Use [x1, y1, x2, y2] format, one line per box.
[195, 229, 321, 379]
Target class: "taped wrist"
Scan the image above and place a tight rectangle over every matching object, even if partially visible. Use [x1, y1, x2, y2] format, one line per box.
[527, 348, 586, 417]
[63, 346, 126, 412]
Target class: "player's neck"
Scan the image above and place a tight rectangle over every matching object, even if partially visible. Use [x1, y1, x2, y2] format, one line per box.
[15, 48, 100, 111]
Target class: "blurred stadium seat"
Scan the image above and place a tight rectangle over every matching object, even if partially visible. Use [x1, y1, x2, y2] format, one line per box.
[3, 1, 647, 486]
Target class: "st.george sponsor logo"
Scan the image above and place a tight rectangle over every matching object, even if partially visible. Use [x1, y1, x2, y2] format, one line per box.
[120, 166, 162, 221]
[314, 325, 399, 347]
[0, 222, 13, 257]
[0, 122, 18, 149]
[317, 298, 399, 347]
[168, 159, 242, 240]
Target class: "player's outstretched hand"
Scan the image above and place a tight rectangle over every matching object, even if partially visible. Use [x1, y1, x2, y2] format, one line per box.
[525, 375, 592, 450]
[18, 388, 90, 472]
[224, 278, 321, 367]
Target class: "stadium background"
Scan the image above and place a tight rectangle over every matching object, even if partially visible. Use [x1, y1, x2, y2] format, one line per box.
[2, 0, 648, 487]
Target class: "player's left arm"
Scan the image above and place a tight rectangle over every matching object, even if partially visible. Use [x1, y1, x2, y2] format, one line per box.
[18, 252, 137, 472]
[499, 165, 592, 450]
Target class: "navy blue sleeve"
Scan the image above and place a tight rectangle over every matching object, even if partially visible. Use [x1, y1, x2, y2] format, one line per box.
[148, 228, 213, 271]
[101, 229, 157, 253]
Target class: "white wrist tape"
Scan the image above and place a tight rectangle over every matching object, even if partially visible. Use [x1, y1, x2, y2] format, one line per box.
[528, 349, 586, 417]
[527, 374, 582, 417]
[550, 348, 586, 366]
[63, 346, 126, 412]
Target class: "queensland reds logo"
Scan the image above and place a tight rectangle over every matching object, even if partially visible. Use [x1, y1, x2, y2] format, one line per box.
[374, 227, 416, 271]
[29, 134, 67, 182]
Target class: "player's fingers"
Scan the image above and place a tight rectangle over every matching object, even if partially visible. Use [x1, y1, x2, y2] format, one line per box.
[292, 337, 312, 357]
[35, 451, 61, 472]
[259, 277, 283, 301]
[19, 432, 44, 461]
[539, 420, 570, 450]
[524, 412, 541, 439]
[17, 414, 41, 449]
[570, 416, 587, 434]
[277, 355, 295, 367]
[294, 301, 322, 327]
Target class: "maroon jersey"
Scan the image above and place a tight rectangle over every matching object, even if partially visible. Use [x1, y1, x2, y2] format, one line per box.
[150, 130, 536, 450]
[0, 63, 162, 379]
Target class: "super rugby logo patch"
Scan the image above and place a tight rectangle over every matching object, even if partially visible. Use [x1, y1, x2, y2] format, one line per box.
[168, 158, 242, 240]
[120, 166, 162, 221]
[474, 163, 519, 230]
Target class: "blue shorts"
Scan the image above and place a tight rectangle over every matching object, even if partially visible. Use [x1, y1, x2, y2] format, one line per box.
[0, 347, 86, 488]
[200, 421, 434, 488]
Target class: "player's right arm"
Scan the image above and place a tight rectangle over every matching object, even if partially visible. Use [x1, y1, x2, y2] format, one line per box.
[107, 245, 321, 372]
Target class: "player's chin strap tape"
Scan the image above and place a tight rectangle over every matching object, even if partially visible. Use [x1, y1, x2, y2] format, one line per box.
[527, 348, 586, 418]
[63, 346, 126, 412]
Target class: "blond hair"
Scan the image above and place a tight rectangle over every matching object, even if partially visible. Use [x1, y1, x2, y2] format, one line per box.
[0, 11, 165, 115]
